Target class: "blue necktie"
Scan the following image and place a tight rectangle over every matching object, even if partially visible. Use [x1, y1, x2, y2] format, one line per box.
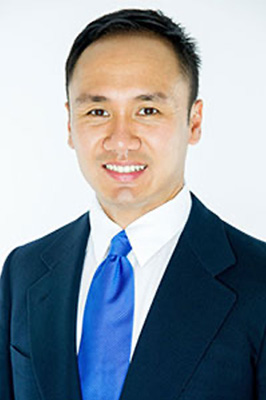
[78, 230, 134, 400]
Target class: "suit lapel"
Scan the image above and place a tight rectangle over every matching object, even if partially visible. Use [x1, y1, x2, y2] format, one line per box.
[27, 213, 90, 400]
[120, 193, 237, 400]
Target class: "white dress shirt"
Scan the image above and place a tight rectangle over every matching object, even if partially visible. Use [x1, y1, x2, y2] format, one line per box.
[76, 185, 192, 359]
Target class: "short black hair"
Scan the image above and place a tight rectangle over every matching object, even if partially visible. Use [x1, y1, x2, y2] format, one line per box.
[65, 9, 201, 110]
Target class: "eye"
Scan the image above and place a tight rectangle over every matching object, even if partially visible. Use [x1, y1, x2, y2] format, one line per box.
[87, 109, 109, 117]
[138, 107, 159, 116]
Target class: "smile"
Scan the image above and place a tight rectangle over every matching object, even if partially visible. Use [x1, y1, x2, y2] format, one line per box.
[104, 164, 147, 173]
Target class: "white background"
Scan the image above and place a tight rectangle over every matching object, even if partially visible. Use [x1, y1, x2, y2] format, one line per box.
[1, 0, 265, 269]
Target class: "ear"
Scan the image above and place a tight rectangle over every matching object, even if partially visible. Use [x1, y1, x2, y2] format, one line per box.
[65, 102, 75, 149]
[188, 99, 203, 145]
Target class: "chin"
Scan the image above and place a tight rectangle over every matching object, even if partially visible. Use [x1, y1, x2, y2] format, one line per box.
[101, 189, 144, 208]
[112, 192, 138, 206]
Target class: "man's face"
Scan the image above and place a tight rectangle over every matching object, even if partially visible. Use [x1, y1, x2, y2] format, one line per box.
[67, 33, 202, 224]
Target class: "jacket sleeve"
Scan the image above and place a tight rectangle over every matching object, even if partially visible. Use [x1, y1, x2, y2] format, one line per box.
[0, 250, 16, 400]
[256, 323, 266, 399]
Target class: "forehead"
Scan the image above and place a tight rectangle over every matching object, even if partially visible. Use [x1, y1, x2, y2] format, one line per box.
[69, 32, 189, 101]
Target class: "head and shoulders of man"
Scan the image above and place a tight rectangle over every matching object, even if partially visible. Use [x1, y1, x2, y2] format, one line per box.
[7, 8, 265, 267]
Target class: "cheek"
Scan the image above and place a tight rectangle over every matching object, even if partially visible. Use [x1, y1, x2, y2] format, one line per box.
[149, 127, 189, 181]
[149, 124, 187, 159]
[71, 124, 101, 157]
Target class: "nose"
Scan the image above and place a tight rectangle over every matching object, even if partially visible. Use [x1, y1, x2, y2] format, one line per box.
[103, 115, 141, 157]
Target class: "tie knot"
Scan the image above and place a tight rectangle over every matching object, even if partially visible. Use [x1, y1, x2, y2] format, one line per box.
[108, 230, 132, 257]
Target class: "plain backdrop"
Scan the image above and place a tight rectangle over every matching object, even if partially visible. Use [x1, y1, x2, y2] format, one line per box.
[1, 0, 265, 269]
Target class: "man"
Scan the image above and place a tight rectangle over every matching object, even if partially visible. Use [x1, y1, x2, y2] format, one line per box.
[1, 8, 266, 400]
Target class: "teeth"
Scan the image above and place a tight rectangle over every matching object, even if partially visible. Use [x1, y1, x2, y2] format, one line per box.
[105, 164, 146, 173]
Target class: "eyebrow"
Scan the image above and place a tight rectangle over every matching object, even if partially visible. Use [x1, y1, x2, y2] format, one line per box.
[134, 92, 168, 102]
[74, 91, 168, 104]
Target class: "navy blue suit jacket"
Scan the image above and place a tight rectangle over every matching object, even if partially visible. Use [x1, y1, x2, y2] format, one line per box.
[1, 193, 266, 400]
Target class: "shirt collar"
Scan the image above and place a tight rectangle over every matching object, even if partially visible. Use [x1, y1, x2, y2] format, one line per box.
[89, 185, 192, 267]
[89, 197, 122, 266]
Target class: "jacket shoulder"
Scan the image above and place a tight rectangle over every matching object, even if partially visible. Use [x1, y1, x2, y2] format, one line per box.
[13, 212, 88, 254]
[223, 220, 266, 264]
[217, 219, 266, 307]
[1, 212, 89, 282]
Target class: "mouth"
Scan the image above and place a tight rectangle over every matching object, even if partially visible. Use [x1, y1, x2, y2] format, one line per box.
[103, 163, 147, 173]
[102, 162, 148, 181]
